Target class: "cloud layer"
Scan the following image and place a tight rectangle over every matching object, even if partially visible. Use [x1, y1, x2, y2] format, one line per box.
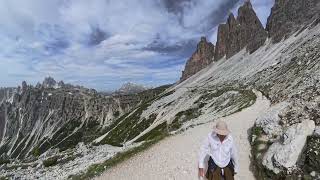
[0, 0, 273, 90]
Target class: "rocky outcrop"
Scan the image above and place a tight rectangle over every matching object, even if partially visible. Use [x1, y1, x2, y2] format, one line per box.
[266, 0, 320, 43]
[262, 120, 315, 174]
[215, 1, 267, 60]
[255, 102, 289, 138]
[180, 37, 215, 82]
[248, 21, 320, 178]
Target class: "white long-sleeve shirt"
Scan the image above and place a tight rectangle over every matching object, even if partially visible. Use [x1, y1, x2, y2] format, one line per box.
[198, 132, 239, 173]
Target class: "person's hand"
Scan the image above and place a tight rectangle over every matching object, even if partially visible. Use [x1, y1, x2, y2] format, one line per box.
[198, 168, 205, 177]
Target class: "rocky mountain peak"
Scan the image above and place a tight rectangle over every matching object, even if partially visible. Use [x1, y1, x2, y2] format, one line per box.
[180, 37, 215, 82]
[58, 80, 65, 88]
[215, 1, 267, 60]
[237, 1, 256, 24]
[42, 77, 57, 88]
[182, 1, 267, 82]
[40, 77, 66, 89]
[242, 0, 253, 9]
[196, 37, 214, 55]
[115, 82, 148, 95]
[237, 0, 267, 53]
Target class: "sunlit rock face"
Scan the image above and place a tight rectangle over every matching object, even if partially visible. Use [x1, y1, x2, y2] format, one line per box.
[180, 37, 215, 82]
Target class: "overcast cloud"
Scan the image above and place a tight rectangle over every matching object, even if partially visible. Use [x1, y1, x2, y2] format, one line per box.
[0, 0, 274, 90]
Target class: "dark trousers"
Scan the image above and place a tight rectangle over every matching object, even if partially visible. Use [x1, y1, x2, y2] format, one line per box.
[205, 157, 235, 180]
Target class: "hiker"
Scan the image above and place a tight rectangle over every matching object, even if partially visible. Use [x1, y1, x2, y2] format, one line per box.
[198, 120, 238, 180]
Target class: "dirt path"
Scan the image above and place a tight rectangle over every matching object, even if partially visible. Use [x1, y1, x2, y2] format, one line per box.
[96, 91, 270, 180]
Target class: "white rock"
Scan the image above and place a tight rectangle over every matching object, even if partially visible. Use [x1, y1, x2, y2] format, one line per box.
[263, 120, 315, 173]
[262, 142, 282, 174]
[39, 148, 59, 160]
[256, 102, 289, 138]
[36, 163, 42, 168]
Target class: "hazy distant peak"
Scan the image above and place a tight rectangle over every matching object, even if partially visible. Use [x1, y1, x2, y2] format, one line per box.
[115, 82, 149, 95]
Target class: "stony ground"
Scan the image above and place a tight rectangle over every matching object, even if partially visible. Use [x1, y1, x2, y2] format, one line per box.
[96, 91, 270, 180]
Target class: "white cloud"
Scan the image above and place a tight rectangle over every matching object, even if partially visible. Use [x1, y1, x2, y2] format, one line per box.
[0, 0, 273, 90]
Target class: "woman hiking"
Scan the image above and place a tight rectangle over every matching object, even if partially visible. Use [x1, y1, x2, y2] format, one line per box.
[198, 120, 239, 180]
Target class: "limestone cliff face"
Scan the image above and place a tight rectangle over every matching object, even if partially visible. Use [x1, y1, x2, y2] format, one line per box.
[215, 24, 229, 60]
[0, 78, 170, 160]
[267, 0, 320, 43]
[0, 81, 123, 159]
[215, 1, 267, 60]
[237, 1, 268, 53]
[180, 37, 215, 82]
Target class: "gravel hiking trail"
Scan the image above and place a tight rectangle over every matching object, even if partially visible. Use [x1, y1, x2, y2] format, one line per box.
[96, 91, 270, 180]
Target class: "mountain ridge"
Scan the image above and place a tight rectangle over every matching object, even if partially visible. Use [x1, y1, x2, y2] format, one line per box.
[180, 0, 320, 82]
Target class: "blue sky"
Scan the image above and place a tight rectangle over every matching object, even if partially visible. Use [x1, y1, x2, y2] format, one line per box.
[0, 0, 274, 91]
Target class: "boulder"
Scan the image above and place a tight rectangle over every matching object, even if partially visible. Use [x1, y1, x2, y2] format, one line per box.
[263, 120, 315, 174]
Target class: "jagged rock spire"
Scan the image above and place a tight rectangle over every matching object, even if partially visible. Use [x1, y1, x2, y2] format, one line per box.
[180, 37, 215, 82]
[215, 0, 267, 60]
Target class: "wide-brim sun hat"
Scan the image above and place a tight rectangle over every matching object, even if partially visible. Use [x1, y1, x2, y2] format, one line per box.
[213, 120, 230, 135]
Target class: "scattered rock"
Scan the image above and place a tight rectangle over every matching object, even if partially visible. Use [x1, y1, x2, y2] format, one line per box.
[255, 102, 289, 138]
[310, 171, 316, 177]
